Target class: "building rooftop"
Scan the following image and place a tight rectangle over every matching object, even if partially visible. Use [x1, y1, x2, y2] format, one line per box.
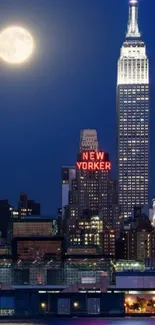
[13, 216, 57, 222]
[116, 271, 155, 276]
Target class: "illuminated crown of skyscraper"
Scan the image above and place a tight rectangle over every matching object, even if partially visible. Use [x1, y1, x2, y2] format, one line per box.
[126, 0, 140, 38]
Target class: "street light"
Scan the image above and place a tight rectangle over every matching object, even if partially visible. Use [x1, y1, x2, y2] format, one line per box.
[73, 302, 79, 308]
[41, 302, 46, 309]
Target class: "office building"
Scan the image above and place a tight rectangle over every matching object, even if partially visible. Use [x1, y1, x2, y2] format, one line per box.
[69, 215, 103, 251]
[116, 230, 151, 261]
[69, 130, 113, 221]
[69, 216, 116, 257]
[116, 220, 155, 262]
[18, 193, 40, 217]
[102, 229, 116, 257]
[62, 167, 76, 219]
[66, 130, 120, 252]
[117, 0, 149, 218]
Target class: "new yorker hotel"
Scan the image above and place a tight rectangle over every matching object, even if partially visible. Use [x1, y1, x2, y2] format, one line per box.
[117, 0, 149, 218]
[67, 130, 120, 235]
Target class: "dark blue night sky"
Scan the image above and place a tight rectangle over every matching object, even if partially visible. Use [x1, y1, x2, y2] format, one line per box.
[0, 0, 154, 214]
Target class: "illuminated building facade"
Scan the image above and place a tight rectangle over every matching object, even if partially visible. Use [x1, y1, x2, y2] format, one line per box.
[117, 0, 149, 218]
[102, 229, 116, 257]
[112, 260, 145, 272]
[69, 217, 116, 257]
[69, 215, 103, 251]
[67, 246, 98, 255]
[79, 129, 98, 152]
[12, 218, 58, 238]
[12, 237, 64, 262]
[116, 207, 153, 261]
[67, 130, 120, 252]
[74, 152, 112, 219]
[64, 254, 110, 289]
[149, 198, 155, 227]
[116, 229, 155, 262]
[69, 130, 114, 223]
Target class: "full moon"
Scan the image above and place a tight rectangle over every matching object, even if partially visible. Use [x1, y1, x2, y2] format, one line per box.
[0, 26, 34, 64]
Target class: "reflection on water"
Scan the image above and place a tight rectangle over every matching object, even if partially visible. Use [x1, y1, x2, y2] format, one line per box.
[0, 319, 155, 325]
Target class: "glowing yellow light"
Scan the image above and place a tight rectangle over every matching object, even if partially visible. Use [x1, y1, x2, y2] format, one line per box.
[0, 26, 34, 64]
[41, 303, 46, 309]
[73, 302, 79, 308]
[126, 297, 133, 305]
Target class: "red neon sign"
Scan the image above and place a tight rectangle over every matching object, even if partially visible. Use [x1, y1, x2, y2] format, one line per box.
[76, 151, 111, 171]
[82, 151, 105, 161]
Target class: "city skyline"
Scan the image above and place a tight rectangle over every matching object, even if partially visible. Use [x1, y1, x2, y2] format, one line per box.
[0, 0, 154, 214]
[1, 0, 155, 319]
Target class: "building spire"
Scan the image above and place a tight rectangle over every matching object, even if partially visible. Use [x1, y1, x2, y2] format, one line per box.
[126, 0, 141, 38]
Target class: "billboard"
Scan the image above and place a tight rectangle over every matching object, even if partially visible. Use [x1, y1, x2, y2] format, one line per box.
[76, 151, 111, 171]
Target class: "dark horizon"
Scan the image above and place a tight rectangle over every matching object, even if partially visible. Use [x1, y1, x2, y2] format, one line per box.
[0, 0, 154, 214]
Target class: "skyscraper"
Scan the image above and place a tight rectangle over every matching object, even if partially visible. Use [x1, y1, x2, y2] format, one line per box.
[117, 0, 149, 218]
[66, 130, 121, 251]
[70, 129, 112, 222]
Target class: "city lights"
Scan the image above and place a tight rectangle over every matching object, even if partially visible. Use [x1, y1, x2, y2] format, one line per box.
[41, 303, 46, 309]
[73, 302, 79, 308]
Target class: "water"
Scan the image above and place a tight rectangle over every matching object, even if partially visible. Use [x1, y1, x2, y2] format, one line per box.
[0, 319, 155, 325]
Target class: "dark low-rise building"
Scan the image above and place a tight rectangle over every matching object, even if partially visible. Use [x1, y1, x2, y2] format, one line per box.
[12, 236, 65, 262]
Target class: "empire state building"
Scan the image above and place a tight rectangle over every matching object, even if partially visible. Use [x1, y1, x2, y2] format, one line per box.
[117, 0, 149, 218]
